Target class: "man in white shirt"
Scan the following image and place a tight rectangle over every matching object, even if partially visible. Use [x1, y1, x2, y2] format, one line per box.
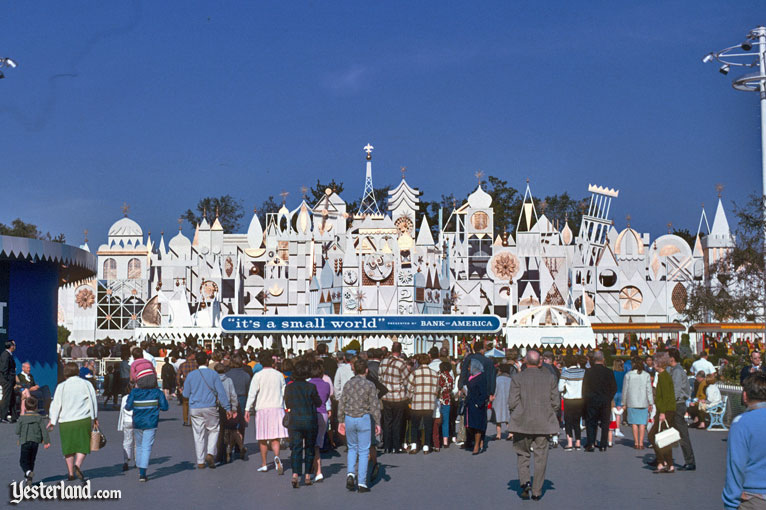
[691, 351, 716, 376]
[333, 352, 355, 401]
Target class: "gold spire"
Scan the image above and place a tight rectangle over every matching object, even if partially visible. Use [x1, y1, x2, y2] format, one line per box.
[177, 217, 184, 231]
[401, 166, 407, 179]
[280, 190, 289, 205]
[474, 170, 484, 186]
[121, 202, 129, 217]
[626, 214, 631, 228]
[301, 186, 308, 199]
[716, 183, 724, 198]
[83, 229, 88, 243]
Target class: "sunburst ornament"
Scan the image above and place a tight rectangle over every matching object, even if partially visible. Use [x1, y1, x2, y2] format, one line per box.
[490, 252, 520, 281]
[75, 288, 95, 309]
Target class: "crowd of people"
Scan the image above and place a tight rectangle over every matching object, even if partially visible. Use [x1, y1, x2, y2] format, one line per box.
[3, 337, 766, 507]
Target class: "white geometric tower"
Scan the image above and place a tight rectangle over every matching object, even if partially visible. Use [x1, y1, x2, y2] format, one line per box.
[578, 184, 619, 265]
[357, 143, 381, 216]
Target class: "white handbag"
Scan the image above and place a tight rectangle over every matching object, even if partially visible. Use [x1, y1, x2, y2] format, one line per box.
[654, 420, 681, 449]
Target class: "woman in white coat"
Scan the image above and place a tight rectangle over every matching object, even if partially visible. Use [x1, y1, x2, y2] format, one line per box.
[621, 358, 653, 449]
[47, 362, 99, 482]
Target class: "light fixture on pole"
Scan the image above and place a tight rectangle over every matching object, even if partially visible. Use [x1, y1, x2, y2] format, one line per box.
[0, 57, 17, 79]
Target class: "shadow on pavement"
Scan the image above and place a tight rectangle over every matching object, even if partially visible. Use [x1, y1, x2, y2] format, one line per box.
[507, 479, 555, 498]
[147, 460, 196, 480]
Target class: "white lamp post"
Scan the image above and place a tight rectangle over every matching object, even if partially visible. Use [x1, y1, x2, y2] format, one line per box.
[703, 27, 766, 343]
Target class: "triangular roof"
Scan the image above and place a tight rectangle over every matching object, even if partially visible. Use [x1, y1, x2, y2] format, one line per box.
[416, 216, 435, 246]
[211, 217, 224, 231]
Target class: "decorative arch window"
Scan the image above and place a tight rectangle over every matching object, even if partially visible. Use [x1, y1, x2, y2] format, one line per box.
[127, 258, 142, 279]
[103, 258, 117, 280]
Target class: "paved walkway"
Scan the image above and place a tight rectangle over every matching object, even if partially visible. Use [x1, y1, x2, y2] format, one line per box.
[0, 400, 728, 508]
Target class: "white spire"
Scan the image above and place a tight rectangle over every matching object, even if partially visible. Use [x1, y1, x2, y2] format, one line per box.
[158, 232, 167, 258]
[358, 143, 381, 216]
[516, 182, 538, 233]
[710, 198, 730, 237]
[696, 204, 711, 237]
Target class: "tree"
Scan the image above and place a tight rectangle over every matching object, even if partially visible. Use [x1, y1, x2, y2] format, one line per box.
[307, 180, 346, 206]
[421, 193, 458, 238]
[181, 195, 244, 233]
[484, 176, 519, 236]
[672, 228, 695, 248]
[538, 192, 589, 237]
[57, 325, 71, 345]
[256, 195, 281, 226]
[0, 218, 65, 243]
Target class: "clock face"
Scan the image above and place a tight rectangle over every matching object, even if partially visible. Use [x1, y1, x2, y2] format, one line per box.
[395, 216, 414, 235]
[363, 254, 394, 281]
[200, 280, 219, 299]
[343, 269, 358, 285]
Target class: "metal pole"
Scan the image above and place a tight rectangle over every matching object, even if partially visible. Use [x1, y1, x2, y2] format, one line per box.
[759, 29, 766, 346]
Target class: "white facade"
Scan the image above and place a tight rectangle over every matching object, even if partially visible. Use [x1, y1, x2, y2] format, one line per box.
[59, 147, 735, 343]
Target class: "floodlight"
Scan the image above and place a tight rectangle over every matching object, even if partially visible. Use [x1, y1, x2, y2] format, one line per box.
[702, 53, 714, 63]
[4, 58, 16, 68]
[719, 64, 730, 75]
[741, 40, 753, 51]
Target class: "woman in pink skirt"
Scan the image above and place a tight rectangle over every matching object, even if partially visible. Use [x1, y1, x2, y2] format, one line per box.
[244, 351, 288, 474]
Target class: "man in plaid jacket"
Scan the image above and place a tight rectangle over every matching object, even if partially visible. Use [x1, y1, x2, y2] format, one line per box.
[405, 354, 440, 454]
[379, 342, 409, 453]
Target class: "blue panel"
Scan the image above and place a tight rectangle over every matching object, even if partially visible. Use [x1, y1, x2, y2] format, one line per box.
[221, 314, 502, 334]
[8, 261, 59, 392]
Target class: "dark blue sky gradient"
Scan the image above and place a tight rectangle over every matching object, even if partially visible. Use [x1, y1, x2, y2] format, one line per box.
[1, 1, 764, 246]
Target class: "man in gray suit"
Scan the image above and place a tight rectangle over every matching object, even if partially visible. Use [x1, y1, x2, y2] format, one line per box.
[509, 349, 560, 501]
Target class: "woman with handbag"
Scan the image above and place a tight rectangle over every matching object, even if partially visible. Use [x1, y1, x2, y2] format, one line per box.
[648, 353, 676, 474]
[47, 362, 99, 482]
[284, 360, 322, 488]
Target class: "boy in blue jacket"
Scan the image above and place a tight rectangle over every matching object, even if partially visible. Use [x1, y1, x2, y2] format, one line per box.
[723, 372, 766, 509]
[126, 379, 169, 482]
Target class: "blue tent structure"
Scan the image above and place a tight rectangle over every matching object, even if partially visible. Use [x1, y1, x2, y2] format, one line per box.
[0, 235, 96, 391]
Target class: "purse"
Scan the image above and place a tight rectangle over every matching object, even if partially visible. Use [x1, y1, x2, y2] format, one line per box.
[90, 423, 107, 451]
[282, 411, 291, 429]
[654, 419, 681, 449]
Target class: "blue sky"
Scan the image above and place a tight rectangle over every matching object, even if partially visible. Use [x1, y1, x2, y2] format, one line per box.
[1, 1, 764, 247]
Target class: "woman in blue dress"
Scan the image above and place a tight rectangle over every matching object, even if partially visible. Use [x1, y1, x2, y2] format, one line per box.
[464, 358, 488, 455]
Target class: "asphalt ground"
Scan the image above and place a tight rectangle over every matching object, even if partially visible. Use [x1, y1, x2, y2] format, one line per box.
[0, 399, 729, 509]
